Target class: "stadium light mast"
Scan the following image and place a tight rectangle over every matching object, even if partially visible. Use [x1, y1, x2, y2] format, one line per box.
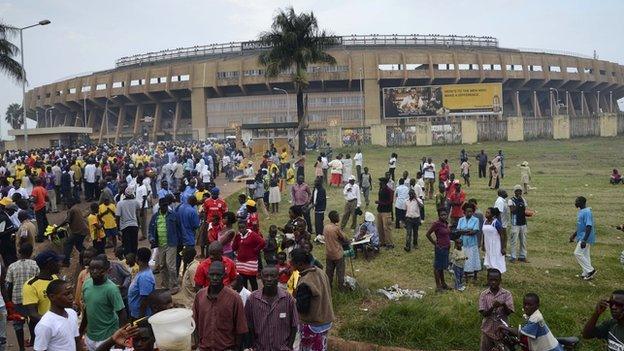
[20, 19, 51, 149]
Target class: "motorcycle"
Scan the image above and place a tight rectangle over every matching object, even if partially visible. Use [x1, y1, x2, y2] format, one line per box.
[492, 319, 580, 351]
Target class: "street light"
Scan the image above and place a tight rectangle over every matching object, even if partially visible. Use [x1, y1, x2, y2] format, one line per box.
[44, 106, 54, 127]
[272, 87, 290, 121]
[549, 88, 560, 115]
[20, 19, 51, 149]
[104, 95, 118, 143]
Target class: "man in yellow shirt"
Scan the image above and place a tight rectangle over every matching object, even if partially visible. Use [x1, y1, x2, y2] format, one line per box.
[22, 250, 62, 329]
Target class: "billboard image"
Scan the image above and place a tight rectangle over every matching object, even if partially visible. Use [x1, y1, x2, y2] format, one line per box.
[383, 83, 502, 118]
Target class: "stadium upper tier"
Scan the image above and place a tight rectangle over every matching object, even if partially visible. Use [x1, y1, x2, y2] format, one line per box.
[24, 34, 623, 142]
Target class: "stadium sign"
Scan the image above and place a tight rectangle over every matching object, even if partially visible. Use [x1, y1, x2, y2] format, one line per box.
[382, 83, 503, 118]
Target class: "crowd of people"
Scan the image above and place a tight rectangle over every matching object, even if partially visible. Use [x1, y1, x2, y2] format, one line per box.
[0, 139, 619, 351]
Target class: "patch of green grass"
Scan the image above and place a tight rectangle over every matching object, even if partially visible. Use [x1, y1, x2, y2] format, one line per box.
[226, 137, 624, 350]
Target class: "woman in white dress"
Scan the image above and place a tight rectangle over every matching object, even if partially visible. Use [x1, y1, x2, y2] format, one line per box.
[482, 207, 507, 274]
[342, 153, 353, 185]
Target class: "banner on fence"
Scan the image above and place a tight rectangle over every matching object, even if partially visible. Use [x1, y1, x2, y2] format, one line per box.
[382, 83, 502, 118]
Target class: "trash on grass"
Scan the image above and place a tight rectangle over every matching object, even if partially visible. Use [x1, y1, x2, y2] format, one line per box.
[377, 284, 425, 300]
[344, 276, 358, 290]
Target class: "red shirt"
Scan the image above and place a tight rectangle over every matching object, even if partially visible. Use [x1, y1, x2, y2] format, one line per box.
[449, 191, 466, 218]
[232, 230, 266, 262]
[194, 256, 237, 287]
[207, 222, 223, 243]
[246, 212, 259, 230]
[277, 263, 291, 284]
[31, 186, 48, 211]
[203, 198, 228, 221]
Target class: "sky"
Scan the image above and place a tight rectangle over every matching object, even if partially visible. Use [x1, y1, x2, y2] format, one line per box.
[1, 0, 624, 140]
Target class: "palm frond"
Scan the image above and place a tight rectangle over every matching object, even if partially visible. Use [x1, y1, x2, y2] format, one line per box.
[0, 53, 25, 82]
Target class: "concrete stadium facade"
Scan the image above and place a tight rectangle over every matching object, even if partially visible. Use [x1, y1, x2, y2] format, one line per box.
[22, 34, 624, 147]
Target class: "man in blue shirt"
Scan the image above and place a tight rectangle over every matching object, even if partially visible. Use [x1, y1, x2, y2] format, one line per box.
[177, 196, 200, 247]
[128, 247, 155, 319]
[568, 196, 596, 280]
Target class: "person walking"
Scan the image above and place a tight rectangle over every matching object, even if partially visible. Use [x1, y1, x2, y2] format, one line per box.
[361, 167, 372, 208]
[394, 178, 409, 229]
[376, 177, 394, 249]
[291, 176, 312, 233]
[324, 211, 348, 289]
[127, 248, 156, 320]
[56, 198, 88, 267]
[115, 187, 141, 255]
[508, 185, 528, 263]
[6, 243, 39, 351]
[569, 196, 597, 280]
[518, 161, 532, 194]
[32, 280, 80, 351]
[291, 248, 334, 351]
[148, 198, 181, 294]
[340, 176, 360, 231]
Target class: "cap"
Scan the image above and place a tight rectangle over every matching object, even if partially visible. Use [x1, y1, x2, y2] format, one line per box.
[513, 184, 523, 191]
[246, 199, 256, 207]
[348, 175, 356, 181]
[365, 211, 375, 222]
[34, 250, 64, 268]
[210, 187, 220, 194]
[0, 197, 13, 207]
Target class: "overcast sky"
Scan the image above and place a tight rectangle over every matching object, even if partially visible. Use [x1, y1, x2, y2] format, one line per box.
[1, 0, 623, 140]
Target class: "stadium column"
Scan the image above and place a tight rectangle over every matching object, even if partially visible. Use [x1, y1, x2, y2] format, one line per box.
[362, 52, 381, 126]
[151, 103, 162, 141]
[191, 87, 207, 139]
[172, 101, 181, 141]
[599, 113, 617, 137]
[133, 104, 143, 136]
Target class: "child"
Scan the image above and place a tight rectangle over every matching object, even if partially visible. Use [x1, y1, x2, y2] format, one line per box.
[264, 225, 279, 265]
[450, 239, 468, 291]
[276, 252, 291, 291]
[75, 247, 96, 311]
[33, 280, 79, 351]
[88, 202, 106, 255]
[99, 197, 117, 249]
[207, 214, 222, 245]
[388, 153, 397, 181]
[286, 163, 295, 203]
[460, 160, 471, 187]
[435, 185, 447, 212]
[123, 252, 139, 278]
[268, 168, 281, 213]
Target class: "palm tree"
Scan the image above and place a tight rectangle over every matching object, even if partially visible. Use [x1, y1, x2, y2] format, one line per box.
[258, 7, 339, 153]
[5, 102, 23, 129]
[0, 21, 25, 82]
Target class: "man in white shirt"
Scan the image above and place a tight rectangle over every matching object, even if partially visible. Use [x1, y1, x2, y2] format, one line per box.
[33, 279, 81, 351]
[353, 149, 363, 185]
[422, 157, 436, 200]
[135, 177, 151, 241]
[394, 178, 410, 229]
[7, 179, 28, 199]
[83, 159, 97, 201]
[320, 153, 329, 184]
[340, 175, 361, 231]
[494, 189, 511, 233]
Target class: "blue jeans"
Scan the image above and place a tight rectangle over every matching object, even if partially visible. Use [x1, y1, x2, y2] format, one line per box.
[452, 264, 464, 290]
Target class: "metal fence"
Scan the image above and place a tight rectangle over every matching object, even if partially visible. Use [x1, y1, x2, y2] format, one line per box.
[304, 129, 327, 150]
[569, 116, 600, 137]
[523, 118, 553, 140]
[432, 122, 462, 145]
[386, 125, 419, 147]
[342, 127, 371, 146]
[477, 118, 508, 141]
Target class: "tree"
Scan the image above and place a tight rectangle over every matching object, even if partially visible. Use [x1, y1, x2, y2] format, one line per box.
[258, 7, 339, 153]
[5, 103, 23, 129]
[0, 21, 25, 82]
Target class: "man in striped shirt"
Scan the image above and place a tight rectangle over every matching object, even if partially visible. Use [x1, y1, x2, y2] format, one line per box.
[245, 266, 299, 350]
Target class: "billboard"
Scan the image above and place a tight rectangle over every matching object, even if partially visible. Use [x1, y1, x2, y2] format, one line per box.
[382, 83, 502, 118]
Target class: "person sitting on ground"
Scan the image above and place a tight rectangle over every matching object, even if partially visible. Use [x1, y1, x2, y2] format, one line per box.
[498, 293, 563, 351]
[610, 169, 622, 185]
[353, 211, 380, 257]
[582, 289, 624, 350]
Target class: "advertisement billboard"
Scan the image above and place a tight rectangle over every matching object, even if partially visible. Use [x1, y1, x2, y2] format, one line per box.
[382, 83, 502, 118]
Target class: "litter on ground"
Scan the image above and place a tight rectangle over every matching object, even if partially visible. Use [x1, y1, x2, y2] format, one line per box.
[377, 284, 425, 300]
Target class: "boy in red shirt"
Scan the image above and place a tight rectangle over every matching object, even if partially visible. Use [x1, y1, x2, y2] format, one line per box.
[202, 187, 227, 222]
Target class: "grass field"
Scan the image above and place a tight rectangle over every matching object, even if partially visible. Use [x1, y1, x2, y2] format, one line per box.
[225, 137, 624, 350]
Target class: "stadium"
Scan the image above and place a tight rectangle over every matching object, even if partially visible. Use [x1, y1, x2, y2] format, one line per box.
[13, 34, 624, 149]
